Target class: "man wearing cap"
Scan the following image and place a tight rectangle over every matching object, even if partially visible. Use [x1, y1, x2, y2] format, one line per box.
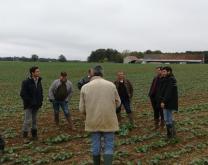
[79, 65, 121, 165]
[49, 72, 74, 130]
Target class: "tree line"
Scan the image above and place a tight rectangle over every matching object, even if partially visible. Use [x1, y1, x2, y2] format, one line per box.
[0, 54, 68, 62]
[0, 50, 208, 63]
[87, 49, 208, 63]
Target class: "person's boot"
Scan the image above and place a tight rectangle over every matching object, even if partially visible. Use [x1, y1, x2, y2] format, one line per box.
[172, 121, 176, 138]
[54, 113, 59, 126]
[154, 119, 160, 130]
[127, 113, 134, 126]
[104, 154, 113, 165]
[66, 116, 75, 130]
[93, 155, 100, 165]
[23, 131, 28, 138]
[31, 129, 38, 140]
[160, 119, 165, 129]
[166, 124, 172, 139]
[22, 131, 30, 144]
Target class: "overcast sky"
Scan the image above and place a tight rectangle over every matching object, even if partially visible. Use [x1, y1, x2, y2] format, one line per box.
[0, 0, 207, 60]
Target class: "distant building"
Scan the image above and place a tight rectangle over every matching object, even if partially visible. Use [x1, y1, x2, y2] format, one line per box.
[143, 54, 205, 64]
[123, 56, 143, 64]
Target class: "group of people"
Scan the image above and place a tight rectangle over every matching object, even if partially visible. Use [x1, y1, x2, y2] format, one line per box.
[149, 66, 178, 138]
[0, 65, 178, 165]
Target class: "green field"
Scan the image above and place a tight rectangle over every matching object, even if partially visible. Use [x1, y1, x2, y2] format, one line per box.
[0, 62, 208, 164]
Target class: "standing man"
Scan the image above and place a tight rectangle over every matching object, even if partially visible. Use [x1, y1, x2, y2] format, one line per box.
[114, 71, 134, 125]
[48, 72, 74, 130]
[159, 66, 178, 139]
[148, 66, 164, 130]
[77, 69, 92, 90]
[20, 66, 43, 141]
[79, 66, 121, 165]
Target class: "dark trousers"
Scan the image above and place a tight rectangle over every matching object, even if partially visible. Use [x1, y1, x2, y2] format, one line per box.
[116, 97, 132, 114]
[150, 97, 164, 121]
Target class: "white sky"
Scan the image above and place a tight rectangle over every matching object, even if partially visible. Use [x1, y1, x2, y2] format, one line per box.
[0, 0, 208, 60]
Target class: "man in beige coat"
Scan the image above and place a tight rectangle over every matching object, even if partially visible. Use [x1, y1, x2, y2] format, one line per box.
[79, 65, 121, 165]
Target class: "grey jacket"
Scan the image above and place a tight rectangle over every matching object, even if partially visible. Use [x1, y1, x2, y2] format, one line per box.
[48, 79, 73, 101]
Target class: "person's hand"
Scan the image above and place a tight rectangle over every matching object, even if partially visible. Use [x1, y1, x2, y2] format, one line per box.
[161, 102, 165, 109]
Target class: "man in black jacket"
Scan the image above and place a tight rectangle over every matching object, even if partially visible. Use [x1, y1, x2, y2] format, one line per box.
[20, 66, 43, 141]
[149, 66, 164, 130]
[159, 66, 178, 139]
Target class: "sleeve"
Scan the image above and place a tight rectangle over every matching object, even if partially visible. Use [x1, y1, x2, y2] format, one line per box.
[114, 87, 121, 108]
[48, 80, 56, 100]
[148, 78, 154, 97]
[20, 80, 31, 102]
[128, 80, 134, 98]
[40, 83, 43, 102]
[79, 87, 86, 114]
[68, 81, 73, 100]
[162, 78, 173, 103]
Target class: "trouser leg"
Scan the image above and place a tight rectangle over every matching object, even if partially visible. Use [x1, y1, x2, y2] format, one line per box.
[103, 132, 114, 165]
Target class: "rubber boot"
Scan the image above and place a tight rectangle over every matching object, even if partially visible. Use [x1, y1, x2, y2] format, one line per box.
[66, 115, 75, 130]
[172, 121, 176, 138]
[166, 124, 172, 139]
[22, 131, 30, 144]
[104, 154, 113, 165]
[154, 119, 160, 130]
[116, 113, 122, 123]
[54, 113, 59, 126]
[23, 131, 28, 138]
[160, 119, 165, 129]
[127, 113, 134, 126]
[31, 129, 38, 140]
[93, 155, 100, 165]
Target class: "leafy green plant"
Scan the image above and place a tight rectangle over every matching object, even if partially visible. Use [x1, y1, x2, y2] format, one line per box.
[45, 134, 72, 145]
[51, 152, 73, 161]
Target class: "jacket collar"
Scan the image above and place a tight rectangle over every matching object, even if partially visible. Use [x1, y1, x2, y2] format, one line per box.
[90, 76, 102, 81]
[28, 76, 42, 82]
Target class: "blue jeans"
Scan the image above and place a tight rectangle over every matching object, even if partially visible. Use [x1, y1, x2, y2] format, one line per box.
[116, 97, 132, 114]
[91, 132, 115, 156]
[52, 101, 70, 117]
[163, 109, 174, 125]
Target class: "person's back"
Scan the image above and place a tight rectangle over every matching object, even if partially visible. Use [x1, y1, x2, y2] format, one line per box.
[79, 65, 121, 165]
[81, 76, 120, 132]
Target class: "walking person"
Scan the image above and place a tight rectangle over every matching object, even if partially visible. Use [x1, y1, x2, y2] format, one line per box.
[20, 66, 43, 141]
[114, 71, 134, 125]
[48, 72, 74, 130]
[79, 65, 121, 165]
[158, 66, 178, 139]
[148, 66, 165, 130]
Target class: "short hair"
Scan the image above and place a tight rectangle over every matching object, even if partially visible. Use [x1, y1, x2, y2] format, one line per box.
[162, 66, 172, 73]
[156, 66, 163, 70]
[60, 72, 67, 77]
[93, 65, 104, 77]
[29, 66, 39, 75]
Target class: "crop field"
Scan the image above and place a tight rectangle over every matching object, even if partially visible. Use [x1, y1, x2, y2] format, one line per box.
[0, 61, 208, 165]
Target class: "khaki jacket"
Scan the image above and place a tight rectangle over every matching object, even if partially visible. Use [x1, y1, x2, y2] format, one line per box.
[79, 76, 121, 132]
